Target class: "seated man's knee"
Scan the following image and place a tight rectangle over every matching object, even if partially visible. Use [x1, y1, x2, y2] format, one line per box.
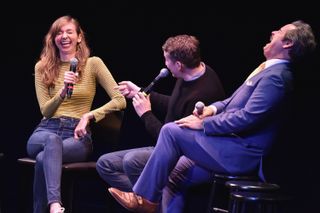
[96, 154, 113, 174]
[161, 122, 180, 134]
[123, 153, 140, 173]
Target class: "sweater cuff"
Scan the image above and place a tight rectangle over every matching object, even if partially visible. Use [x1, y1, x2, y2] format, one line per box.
[140, 110, 153, 121]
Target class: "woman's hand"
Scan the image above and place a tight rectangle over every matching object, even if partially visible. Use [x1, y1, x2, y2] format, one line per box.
[74, 112, 94, 140]
[60, 71, 79, 99]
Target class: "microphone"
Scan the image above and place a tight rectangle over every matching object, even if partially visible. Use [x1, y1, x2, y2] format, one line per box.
[195, 101, 205, 115]
[67, 58, 79, 99]
[141, 68, 170, 95]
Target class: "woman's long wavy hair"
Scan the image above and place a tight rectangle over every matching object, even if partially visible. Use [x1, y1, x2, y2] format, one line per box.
[37, 15, 90, 88]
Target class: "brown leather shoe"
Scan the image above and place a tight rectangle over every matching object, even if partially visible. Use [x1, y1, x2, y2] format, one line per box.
[108, 187, 158, 213]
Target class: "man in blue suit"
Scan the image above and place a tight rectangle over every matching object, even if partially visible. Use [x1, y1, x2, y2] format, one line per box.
[108, 20, 317, 213]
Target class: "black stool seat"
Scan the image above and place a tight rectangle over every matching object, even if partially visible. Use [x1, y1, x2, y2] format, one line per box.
[226, 180, 280, 192]
[229, 191, 291, 213]
[207, 173, 258, 213]
[214, 174, 258, 183]
[17, 157, 98, 212]
[230, 191, 289, 202]
[17, 157, 97, 171]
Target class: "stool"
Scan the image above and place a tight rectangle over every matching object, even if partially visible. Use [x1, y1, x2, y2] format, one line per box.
[207, 174, 258, 213]
[228, 191, 291, 213]
[17, 110, 124, 213]
[17, 157, 98, 213]
[225, 180, 280, 193]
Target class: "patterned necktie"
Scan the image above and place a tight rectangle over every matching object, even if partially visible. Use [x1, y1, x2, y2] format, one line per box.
[246, 62, 266, 81]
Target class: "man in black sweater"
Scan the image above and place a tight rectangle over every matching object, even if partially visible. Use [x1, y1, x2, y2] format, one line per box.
[96, 34, 225, 211]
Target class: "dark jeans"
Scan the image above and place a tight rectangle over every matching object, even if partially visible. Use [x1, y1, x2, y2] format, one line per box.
[27, 117, 92, 213]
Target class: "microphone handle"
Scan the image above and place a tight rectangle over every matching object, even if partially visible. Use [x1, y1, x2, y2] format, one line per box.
[67, 83, 73, 98]
[66, 64, 77, 98]
[197, 107, 203, 115]
[142, 81, 156, 95]
[141, 69, 168, 95]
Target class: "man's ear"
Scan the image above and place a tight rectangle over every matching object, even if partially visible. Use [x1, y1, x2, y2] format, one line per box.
[175, 61, 183, 70]
[283, 39, 294, 49]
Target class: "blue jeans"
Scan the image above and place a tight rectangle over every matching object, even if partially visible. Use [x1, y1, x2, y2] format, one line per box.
[27, 117, 93, 213]
[96, 146, 154, 191]
[96, 146, 212, 213]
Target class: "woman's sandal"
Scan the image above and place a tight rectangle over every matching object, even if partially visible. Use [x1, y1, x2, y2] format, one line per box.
[53, 207, 65, 213]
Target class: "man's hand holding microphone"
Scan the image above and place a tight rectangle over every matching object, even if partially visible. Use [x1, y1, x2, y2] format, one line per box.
[114, 68, 169, 117]
[175, 101, 216, 129]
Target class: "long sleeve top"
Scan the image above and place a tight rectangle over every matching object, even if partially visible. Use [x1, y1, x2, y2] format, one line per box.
[34, 56, 126, 122]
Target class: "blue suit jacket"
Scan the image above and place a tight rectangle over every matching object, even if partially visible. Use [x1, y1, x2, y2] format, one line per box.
[199, 63, 293, 176]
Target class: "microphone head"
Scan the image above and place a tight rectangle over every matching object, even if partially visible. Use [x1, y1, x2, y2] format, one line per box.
[70, 57, 79, 66]
[195, 101, 205, 109]
[195, 101, 205, 114]
[159, 68, 170, 78]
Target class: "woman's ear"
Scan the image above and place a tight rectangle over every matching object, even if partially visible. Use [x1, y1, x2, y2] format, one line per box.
[77, 34, 82, 43]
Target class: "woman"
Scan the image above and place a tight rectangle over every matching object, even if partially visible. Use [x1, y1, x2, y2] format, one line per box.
[26, 15, 126, 213]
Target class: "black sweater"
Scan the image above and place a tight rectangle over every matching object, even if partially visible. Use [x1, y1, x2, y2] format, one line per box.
[140, 65, 225, 143]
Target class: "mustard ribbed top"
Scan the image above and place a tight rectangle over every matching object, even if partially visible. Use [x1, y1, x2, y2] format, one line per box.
[34, 56, 126, 122]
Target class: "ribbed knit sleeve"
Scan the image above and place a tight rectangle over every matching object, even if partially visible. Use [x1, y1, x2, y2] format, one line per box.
[34, 62, 65, 118]
[89, 57, 126, 122]
[34, 56, 126, 121]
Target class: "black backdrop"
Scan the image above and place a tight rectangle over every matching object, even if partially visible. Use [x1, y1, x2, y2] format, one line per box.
[1, 1, 320, 212]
